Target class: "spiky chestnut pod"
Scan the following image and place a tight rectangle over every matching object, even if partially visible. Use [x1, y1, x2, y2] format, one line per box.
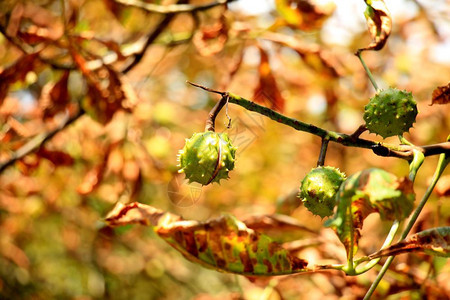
[177, 132, 237, 185]
[299, 166, 346, 218]
[363, 88, 418, 138]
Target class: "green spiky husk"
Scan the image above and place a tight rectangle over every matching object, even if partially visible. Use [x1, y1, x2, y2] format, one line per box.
[178, 132, 237, 185]
[363, 88, 418, 138]
[299, 166, 346, 218]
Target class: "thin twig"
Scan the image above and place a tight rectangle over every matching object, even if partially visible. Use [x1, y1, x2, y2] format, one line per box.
[115, 0, 235, 14]
[205, 94, 229, 132]
[121, 0, 182, 74]
[121, 0, 234, 73]
[187, 81, 225, 95]
[0, 109, 85, 173]
[317, 137, 330, 167]
[355, 51, 379, 91]
[350, 125, 367, 140]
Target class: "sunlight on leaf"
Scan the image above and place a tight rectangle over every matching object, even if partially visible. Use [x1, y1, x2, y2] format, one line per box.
[193, 16, 228, 57]
[358, 0, 391, 52]
[275, 0, 335, 31]
[0, 53, 40, 103]
[262, 32, 341, 78]
[430, 82, 450, 105]
[325, 168, 415, 259]
[105, 202, 310, 276]
[253, 46, 286, 112]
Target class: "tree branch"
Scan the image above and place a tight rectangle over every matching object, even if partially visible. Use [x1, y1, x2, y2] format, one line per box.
[188, 82, 450, 160]
[121, 0, 234, 73]
[0, 109, 84, 173]
[115, 0, 236, 14]
[121, 3, 179, 74]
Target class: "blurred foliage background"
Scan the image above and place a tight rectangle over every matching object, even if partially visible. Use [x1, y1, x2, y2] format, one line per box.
[0, 0, 450, 299]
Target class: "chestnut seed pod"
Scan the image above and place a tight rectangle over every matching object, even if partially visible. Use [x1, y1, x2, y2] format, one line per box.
[178, 132, 237, 185]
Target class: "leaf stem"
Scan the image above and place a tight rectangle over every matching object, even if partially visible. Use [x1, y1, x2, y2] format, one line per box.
[354, 219, 400, 275]
[317, 136, 330, 166]
[363, 151, 449, 299]
[356, 51, 379, 92]
[205, 94, 229, 132]
[0, 109, 84, 173]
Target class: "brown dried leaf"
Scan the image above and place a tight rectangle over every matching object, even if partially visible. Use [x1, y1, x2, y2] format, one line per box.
[262, 32, 341, 78]
[71, 34, 127, 61]
[71, 48, 129, 124]
[253, 46, 286, 112]
[77, 165, 105, 195]
[0, 53, 40, 103]
[430, 82, 450, 105]
[6, 117, 32, 138]
[107, 147, 124, 175]
[102, 0, 126, 21]
[369, 227, 450, 258]
[5, 2, 24, 37]
[21, 2, 63, 41]
[37, 147, 74, 167]
[243, 214, 316, 235]
[275, 0, 335, 31]
[40, 71, 70, 119]
[6, 2, 63, 42]
[105, 202, 180, 227]
[105, 203, 309, 276]
[193, 16, 228, 57]
[358, 0, 392, 52]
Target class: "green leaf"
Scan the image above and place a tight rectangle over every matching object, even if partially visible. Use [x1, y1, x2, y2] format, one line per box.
[105, 202, 309, 276]
[369, 227, 450, 258]
[325, 168, 415, 259]
[358, 0, 392, 52]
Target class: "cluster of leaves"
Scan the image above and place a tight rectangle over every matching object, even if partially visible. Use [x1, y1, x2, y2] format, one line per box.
[0, 0, 449, 299]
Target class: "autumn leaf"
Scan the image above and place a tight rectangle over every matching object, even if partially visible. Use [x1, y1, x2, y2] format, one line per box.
[77, 145, 110, 195]
[70, 48, 130, 124]
[243, 214, 317, 235]
[325, 169, 415, 259]
[77, 165, 105, 195]
[369, 227, 450, 258]
[6, 2, 63, 43]
[358, 0, 392, 52]
[253, 46, 286, 112]
[40, 71, 71, 119]
[37, 147, 74, 167]
[0, 53, 40, 103]
[262, 32, 341, 78]
[193, 16, 228, 57]
[105, 202, 310, 276]
[430, 82, 450, 105]
[275, 0, 335, 31]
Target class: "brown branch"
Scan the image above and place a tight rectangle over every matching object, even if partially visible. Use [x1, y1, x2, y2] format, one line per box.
[114, 0, 236, 14]
[121, 6, 178, 74]
[317, 137, 330, 166]
[205, 95, 229, 132]
[121, 0, 234, 73]
[350, 125, 368, 140]
[187, 82, 450, 160]
[0, 109, 84, 173]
